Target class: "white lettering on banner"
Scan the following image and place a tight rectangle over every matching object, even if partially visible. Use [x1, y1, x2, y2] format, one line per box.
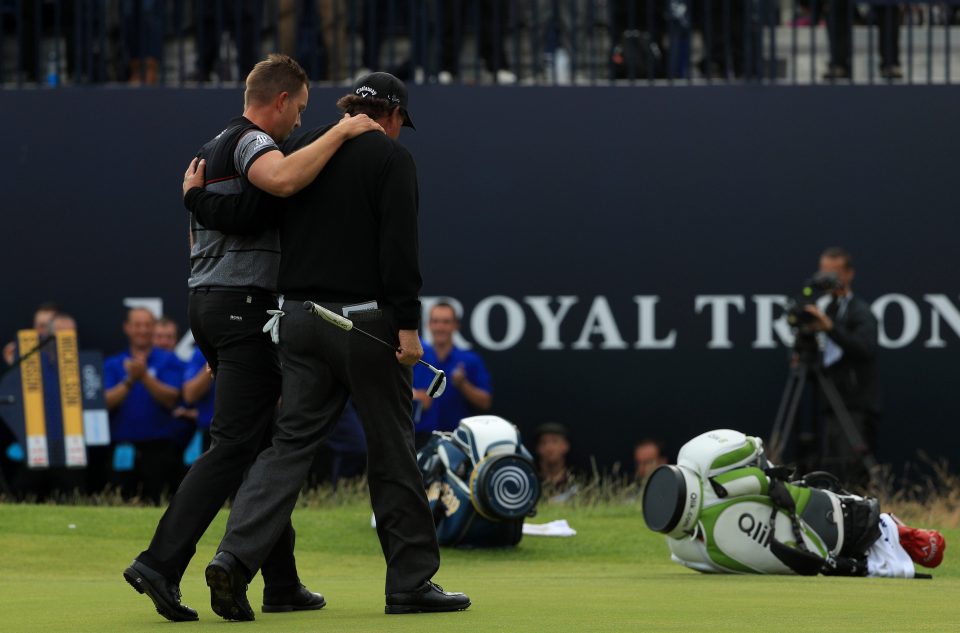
[524, 296, 579, 350]
[420, 296, 471, 349]
[572, 297, 628, 350]
[633, 296, 677, 349]
[470, 295, 525, 351]
[695, 295, 746, 349]
[872, 294, 922, 349]
[752, 295, 793, 349]
[923, 295, 960, 348]
[419, 293, 957, 352]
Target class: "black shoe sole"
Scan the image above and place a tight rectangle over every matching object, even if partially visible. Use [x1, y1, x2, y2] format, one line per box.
[205, 564, 255, 621]
[123, 567, 198, 622]
[385, 600, 471, 615]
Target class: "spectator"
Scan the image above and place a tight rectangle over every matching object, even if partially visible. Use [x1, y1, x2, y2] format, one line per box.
[610, 1, 682, 81]
[3, 302, 59, 366]
[278, 0, 348, 82]
[695, 0, 750, 79]
[439, 0, 516, 84]
[193, 0, 260, 82]
[814, 1, 902, 80]
[152, 316, 180, 353]
[413, 303, 492, 448]
[535, 422, 576, 500]
[103, 307, 188, 504]
[13, 1, 79, 84]
[634, 437, 667, 483]
[801, 247, 881, 488]
[122, 0, 165, 85]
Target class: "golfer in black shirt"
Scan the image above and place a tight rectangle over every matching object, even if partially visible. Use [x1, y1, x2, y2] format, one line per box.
[185, 72, 470, 617]
[123, 55, 381, 623]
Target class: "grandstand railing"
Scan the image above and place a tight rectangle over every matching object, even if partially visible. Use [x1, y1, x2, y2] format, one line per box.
[1, 1, 959, 87]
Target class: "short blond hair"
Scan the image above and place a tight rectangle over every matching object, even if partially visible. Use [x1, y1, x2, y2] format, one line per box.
[244, 54, 308, 108]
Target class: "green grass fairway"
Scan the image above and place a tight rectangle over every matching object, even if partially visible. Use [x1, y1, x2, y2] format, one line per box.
[0, 502, 956, 632]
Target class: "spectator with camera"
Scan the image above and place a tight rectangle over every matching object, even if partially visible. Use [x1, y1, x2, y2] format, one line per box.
[104, 307, 189, 503]
[413, 303, 492, 448]
[801, 247, 881, 487]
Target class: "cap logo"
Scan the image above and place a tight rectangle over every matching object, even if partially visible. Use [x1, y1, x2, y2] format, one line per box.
[356, 85, 377, 98]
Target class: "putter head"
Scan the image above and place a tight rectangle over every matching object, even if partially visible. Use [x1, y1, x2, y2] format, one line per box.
[427, 369, 447, 398]
[303, 301, 353, 332]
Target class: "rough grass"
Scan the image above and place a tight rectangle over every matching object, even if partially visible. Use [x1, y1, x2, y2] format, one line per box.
[0, 500, 956, 633]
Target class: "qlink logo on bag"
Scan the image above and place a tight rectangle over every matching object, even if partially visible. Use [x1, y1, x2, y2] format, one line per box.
[680, 491, 698, 528]
[738, 513, 772, 548]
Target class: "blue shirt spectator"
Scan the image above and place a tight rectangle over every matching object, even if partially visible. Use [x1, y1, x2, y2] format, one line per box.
[104, 307, 186, 443]
[103, 307, 188, 503]
[413, 303, 492, 444]
[104, 347, 187, 442]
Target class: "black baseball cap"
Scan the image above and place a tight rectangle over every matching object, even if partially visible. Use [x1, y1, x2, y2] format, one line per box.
[351, 72, 415, 130]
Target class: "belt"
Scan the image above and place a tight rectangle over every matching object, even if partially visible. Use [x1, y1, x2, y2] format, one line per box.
[191, 286, 276, 297]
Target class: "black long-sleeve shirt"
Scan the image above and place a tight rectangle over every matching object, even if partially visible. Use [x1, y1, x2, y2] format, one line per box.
[186, 126, 423, 329]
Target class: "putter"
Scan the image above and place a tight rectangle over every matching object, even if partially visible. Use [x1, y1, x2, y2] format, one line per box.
[303, 301, 447, 398]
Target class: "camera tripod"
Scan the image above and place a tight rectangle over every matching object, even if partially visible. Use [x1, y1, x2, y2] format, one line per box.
[768, 334, 880, 489]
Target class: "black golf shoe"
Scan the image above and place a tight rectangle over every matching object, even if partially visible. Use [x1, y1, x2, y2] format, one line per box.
[385, 581, 471, 614]
[205, 551, 255, 621]
[262, 583, 326, 613]
[123, 559, 199, 622]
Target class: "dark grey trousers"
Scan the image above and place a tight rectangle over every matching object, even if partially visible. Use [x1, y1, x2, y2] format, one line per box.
[218, 301, 441, 594]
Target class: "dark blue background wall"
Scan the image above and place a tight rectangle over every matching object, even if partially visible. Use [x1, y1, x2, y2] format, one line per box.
[1, 85, 957, 472]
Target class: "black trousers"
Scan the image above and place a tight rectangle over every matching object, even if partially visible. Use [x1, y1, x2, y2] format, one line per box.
[219, 302, 440, 595]
[440, 0, 511, 75]
[137, 289, 298, 590]
[813, 2, 901, 70]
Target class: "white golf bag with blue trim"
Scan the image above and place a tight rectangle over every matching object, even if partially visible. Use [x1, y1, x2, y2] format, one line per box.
[417, 416, 541, 547]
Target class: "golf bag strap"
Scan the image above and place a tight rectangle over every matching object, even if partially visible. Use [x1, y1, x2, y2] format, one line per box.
[766, 476, 826, 576]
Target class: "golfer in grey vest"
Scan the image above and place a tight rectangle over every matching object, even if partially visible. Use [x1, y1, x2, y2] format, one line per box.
[124, 54, 380, 623]
[186, 72, 471, 617]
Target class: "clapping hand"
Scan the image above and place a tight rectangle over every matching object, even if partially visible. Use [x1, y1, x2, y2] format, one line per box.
[124, 356, 147, 382]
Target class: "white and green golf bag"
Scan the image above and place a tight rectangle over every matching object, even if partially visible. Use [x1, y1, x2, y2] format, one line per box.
[643, 429, 881, 576]
[417, 416, 541, 547]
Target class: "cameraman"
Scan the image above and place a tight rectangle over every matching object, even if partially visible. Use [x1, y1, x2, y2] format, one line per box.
[802, 247, 881, 487]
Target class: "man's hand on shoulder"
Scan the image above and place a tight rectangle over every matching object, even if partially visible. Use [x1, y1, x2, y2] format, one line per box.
[396, 329, 423, 367]
[183, 157, 205, 198]
[334, 113, 384, 140]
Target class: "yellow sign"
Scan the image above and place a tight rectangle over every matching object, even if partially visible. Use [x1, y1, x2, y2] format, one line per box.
[56, 330, 87, 467]
[17, 329, 49, 468]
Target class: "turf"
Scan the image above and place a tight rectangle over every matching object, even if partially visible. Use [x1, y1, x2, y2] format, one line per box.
[0, 502, 955, 632]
